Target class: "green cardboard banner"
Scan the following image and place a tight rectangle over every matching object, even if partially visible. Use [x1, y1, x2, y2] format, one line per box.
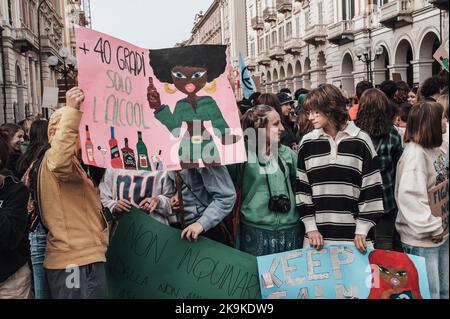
[105, 208, 261, 299]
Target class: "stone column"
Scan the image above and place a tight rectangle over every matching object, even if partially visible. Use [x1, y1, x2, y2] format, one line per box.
[388, 64, 408, 83]
[411, 59, 434, 86]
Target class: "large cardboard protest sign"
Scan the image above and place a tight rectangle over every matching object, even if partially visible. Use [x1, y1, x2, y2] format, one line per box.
[105, 208, 260, 299]
[434, 37, 449, 72]
[428, 179, 449, 236]
[75, 27, 246, 172]
[257, 245, 431, 299]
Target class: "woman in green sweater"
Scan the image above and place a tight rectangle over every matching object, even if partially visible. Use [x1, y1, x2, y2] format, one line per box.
[229, 105, 304, 256]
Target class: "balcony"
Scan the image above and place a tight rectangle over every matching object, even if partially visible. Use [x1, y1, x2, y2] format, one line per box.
[303, 24, 327, 45]
[284, 37, 303, 54]
[429, 0, 449, 11]
[379, 0, 413, 28]
[257, 51, 271, 66]
[251, 16, 264, 31]
[245, 57, 257, 71]
[277, 0, 292, 13]
[269, 45, 285, 60]
[13, 27, 40, 53]
[294, 0, 309, 9]
[327, 20, 354, 45]
[263, 7, 277, 23]
[40, 35, 61, 57]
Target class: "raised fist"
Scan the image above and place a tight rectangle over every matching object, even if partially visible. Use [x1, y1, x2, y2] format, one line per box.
[147, 77, 161, 109]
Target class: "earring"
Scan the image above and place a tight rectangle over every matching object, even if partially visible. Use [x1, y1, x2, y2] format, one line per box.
[164, 83, 177, 94]
[203, 80, 217, 94]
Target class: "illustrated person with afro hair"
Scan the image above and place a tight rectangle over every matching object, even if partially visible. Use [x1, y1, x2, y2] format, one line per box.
[147, 45, 240, 169]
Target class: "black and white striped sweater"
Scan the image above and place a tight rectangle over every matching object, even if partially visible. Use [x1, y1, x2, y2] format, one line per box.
[295, 121, 384, 242]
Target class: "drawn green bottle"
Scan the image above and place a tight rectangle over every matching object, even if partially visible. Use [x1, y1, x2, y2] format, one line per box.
[136, 131, 151, 171]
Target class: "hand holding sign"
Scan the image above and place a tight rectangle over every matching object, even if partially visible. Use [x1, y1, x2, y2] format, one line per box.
[66, 87, 85, 110]
[147, 77, 161, 109]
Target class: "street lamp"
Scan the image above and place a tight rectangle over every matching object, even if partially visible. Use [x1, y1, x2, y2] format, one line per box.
[355, 44, 383, 83]
[37, 0, 47, 118]
[48, 48, 77, 92]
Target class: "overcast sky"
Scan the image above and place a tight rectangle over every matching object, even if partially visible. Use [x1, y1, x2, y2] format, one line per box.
[90, 0, 214, 49]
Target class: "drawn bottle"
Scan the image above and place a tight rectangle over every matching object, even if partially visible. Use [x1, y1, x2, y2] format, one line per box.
[121, 138, 137, 170]
[152, 150, 164, 171]
[109, 127, 123, 169]
[85, 125, 97, 166]
[136, 131, 151, 171]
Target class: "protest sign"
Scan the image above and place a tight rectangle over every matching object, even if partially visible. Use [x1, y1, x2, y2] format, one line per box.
[434, 37, 449, 72]
[42, 86, 59, 109]
[257, 245, 430, 299]
[428, 179, 449, 236]
[105, 207, 261, 299]
[75, 26, 246, 172]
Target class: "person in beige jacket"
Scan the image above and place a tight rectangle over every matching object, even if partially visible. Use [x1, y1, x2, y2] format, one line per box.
[39, 87, 109, 299]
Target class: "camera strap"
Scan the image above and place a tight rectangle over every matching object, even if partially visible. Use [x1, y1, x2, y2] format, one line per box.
[263, 156, 291, 201]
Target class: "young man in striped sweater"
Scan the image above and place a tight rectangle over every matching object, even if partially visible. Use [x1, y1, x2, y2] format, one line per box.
[296, 84, 384, 254]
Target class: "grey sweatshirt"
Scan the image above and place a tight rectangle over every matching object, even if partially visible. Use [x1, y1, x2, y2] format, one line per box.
[395, 143, 449, 248]
[100, 169, 176, 225]
[168, 166, 236, 232]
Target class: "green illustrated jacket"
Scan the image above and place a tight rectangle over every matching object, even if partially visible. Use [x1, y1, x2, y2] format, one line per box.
[155, 96, 230, 163]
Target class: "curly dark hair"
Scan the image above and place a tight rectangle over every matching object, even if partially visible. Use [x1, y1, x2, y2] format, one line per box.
[302, 84, 349, 131]
[149, 45, 227, 84]
[356, 88, 390, 137]
[380, 80, 397, 99]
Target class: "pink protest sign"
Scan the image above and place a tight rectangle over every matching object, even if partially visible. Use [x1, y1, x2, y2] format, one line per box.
[75, 26, 246, 171]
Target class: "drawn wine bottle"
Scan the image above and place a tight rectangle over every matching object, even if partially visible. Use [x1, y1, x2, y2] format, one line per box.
[85, 125, 97, 166]
[136, 131, 151, 171]
[152, 150, 164, 171]
[109, 127, 123, 169]
[121, 138, 137, 170]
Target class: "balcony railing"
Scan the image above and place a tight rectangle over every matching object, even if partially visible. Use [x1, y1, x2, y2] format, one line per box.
[303, 24, 327, 45]
[277, 0, 292, 13]
[327, 20, 354, 45]
[379, 0, 413, 28]
[429, 0, 449, 11]
[284, 37, 303, 54]
[269, 45, 285, 60]
[13, 27, 39, 53]
[263, 7, 277, 22]
[257, 51, 271, 65]
[251, 16, 265, 31]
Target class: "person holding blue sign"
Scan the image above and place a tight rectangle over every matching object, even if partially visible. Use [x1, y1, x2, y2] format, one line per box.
[296, 84, 384, 254]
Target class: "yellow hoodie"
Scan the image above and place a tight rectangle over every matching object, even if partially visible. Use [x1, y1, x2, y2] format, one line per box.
[39, 106, 109, 269]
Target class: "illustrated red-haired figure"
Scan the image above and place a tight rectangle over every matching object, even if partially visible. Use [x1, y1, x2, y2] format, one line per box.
[368, 250, 423, 299]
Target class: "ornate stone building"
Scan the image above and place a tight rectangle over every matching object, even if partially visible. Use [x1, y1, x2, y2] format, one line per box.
[0, 0, 91, 124]
[245, 0, 448, 95]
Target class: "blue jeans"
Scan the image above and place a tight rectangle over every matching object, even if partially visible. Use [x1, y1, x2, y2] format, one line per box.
[402, 239, 449, 299]
[29, 222, 50, 299]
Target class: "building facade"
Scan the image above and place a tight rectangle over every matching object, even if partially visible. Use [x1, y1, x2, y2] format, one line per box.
[184, 0, 248, 96]
[246, 0, 448, 96]
[0, 0, 90, 124]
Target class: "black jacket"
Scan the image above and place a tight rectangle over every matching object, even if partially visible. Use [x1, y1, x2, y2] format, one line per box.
[0, 172, 30, 284]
